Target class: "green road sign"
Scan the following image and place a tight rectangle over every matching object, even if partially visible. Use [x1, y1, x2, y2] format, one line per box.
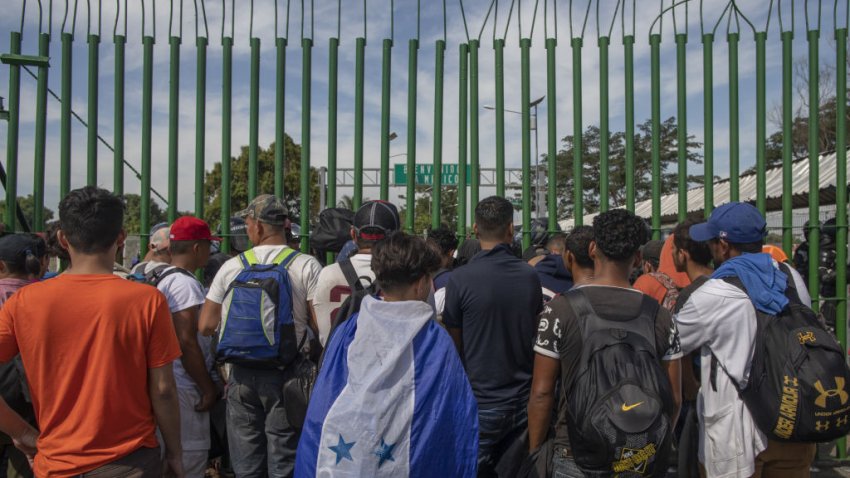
[394, 163, 471, 186]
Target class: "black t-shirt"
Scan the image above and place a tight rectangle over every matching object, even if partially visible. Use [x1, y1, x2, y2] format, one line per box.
[444, 243, 543, 409]
[534, 285, 683, 448]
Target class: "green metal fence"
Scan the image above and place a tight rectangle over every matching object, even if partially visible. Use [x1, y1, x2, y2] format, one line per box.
[1, 0, 849, 452]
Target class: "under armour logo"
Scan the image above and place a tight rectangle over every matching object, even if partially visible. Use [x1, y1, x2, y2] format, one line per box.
[784, 376, 799, 387]
[816, 420, 831, 431]
[814, 378, 849, 408]
[798, 331, 816, 345]
[838, 415, 849, 427]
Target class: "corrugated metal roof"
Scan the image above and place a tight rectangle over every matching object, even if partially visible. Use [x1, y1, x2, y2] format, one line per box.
[558, 149, 850, 230]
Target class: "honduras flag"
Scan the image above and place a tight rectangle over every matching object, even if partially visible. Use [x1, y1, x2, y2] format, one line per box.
[295, 295, 478, 477]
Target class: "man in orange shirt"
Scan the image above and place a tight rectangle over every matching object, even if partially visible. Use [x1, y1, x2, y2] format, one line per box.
[0, 186, 184, 478]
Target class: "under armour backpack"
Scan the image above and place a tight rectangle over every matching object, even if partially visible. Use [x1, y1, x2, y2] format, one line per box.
[563, 289, 674, 477]
[216, 248, 300, 368]
[718, 265, 850, 442]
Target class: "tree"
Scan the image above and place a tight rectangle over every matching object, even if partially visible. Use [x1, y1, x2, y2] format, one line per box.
[760, 55, 850, 172]
[542, 117, 704, 220]
[398, 186, 459, 235]
[122, 194, 167, 235]
[203, 134, 320, 230]
[0, 195, 55, 231]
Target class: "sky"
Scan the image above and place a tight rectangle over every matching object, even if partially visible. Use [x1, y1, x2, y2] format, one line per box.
[0, 0, 847, 221]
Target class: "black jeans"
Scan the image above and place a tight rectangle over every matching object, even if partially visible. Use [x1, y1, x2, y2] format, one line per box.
[476, 401, 528, 477]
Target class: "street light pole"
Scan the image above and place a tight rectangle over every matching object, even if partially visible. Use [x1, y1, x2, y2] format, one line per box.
[484, 95, 545, 218]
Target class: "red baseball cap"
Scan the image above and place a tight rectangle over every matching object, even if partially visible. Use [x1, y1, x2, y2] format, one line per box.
[169, 216, 222, 242]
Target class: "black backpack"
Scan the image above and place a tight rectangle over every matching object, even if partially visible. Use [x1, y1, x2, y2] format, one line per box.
[715, 264, 850, 442]
[563, 289, 674, 476]
[310, 208, 355, 253]
[127, 264, 196, 287]
[319, 259, 380, 367]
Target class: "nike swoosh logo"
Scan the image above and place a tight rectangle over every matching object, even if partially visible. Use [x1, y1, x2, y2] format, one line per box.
[621, 402, 644, 412]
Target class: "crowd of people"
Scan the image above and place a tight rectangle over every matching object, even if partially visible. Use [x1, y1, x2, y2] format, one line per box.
[0, 185, 842, 478]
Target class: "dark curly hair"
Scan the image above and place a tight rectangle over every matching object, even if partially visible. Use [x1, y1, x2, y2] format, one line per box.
[592, 209, 647, 262]
[372, 231, 442, 293]
[673, 220, 712, 267]
[427, 226, 458, 256]
[45, 220, 70, 262]
[59, 186, 125, 254]
[565, 226, 594, 268]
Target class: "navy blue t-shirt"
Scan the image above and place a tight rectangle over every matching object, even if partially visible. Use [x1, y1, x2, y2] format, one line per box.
[443, 243, 543, 409]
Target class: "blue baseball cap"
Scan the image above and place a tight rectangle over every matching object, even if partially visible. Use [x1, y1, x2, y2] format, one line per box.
[689, 202, 767, 243]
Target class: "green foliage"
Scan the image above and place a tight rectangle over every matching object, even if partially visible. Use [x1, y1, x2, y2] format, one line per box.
[0, 195, 54, 232]
[543, 117, 704, 220]
[203, 134, 320, 231]
[398, 186, 459, 235]
[122, 194, 167, 235]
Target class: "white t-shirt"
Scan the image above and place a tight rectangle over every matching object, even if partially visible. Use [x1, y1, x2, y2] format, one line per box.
[156, 267, 211, 391]
[309, 254, 375, 346]
[207, 245, 322, 345]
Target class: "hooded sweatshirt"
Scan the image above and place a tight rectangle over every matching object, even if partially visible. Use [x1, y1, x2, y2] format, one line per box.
[533, 254, 573, 301]
[712, 253, 789, 315]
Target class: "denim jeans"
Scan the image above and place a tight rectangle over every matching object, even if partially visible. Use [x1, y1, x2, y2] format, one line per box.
[552, 447, 585, 478]
[226, 366, 299, 478]
[476, 402, 528, 477]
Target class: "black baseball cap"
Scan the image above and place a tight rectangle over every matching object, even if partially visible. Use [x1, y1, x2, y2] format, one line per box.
[354, 200, 400, 241]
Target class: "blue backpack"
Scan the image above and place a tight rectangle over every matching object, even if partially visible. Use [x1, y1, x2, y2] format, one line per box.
[217, 248, 300, 368]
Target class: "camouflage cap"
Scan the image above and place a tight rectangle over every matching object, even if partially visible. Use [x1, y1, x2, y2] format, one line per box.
[235, 194, 289, 226]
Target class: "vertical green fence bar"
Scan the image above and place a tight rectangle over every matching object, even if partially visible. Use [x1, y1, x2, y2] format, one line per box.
[353, 37, 366, 209]
[221, 36, 233, 252]
[34, 32, 50, 231]
[141, 36, 154, 253]
[4, 32, 21, 231]
[469, 39, 480, 213]
[380, 38, 393, 201]
[624, 34, 635, 212]
[114, 34, 125, 196]
[728, 32, 739, 202]
[405, 38, 418, 233]
[87, 34, 100, 186]
[834, 23, 848, 460]
[248, 37, 261, 201]
[807, 28, 820, 310]
[327, 37, 338, 209]
[702, 33, 714, 216]
[276, 38, 288, 199]
[60, 33, 73, 200]
[755, 32, 767, 214]
[432, 39, 445, 229]
[650, 34, 661, 239]
[168, 35, 181, 221]
[546, 37, 557, 227]
[676, 33, 687, 221]
[571, 38, 583, 226]
[494, 39, 505, 197]
[598, 36, 610, 213]
[521, 38, 532, 249]
[457, 43, 468, 238]
[781, 30, 793, 256]
[195, 36, 208, 217]
[300, 37, 312, 253]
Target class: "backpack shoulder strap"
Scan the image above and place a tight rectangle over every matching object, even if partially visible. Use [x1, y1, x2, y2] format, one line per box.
[563, 289, 598, 342]
[339, 259, 366, 292]
[238, 252, 253, 269]
[271, 247, 300, 269]
[154, 267, 199, 287]
[777, 262, 803, 305]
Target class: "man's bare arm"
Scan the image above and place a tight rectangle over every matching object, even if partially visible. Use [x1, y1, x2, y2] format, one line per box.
[172, 307, 217, 411]
[149, 362, 183, 476]
[198, 299, 222, 337]
[528, 354, 559, 451]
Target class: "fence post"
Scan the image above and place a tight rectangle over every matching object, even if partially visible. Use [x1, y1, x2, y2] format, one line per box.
[141, 35, 155, 253]
[624, 34, 635, 212]
[781, 30, 793, 257]
[113, 33, 125, 197]
[168, 35, 181, 220]
[494, 38, 505, 197]
[34, 32, 50, 231]
[833, 22, 848, 460]
[650, 33, 661, 239]
[676, 32, 687, 221]
[87, 33, 100, 186]
[469, 39, 480, 214]
[702, 33, 714, 217]
[221, 36, 233, 253]
[807, 28, 820, 310]
[353, 37, 366, 209]
[728, 32, 740, 202]
[571, 37, 583, 226]
[380, 38, 393, 201]
[248, 37, 261, 202]
[598, 35, 610, 213]
[458, 43, 469, 237]
[546, 37, 557, 227]
[755, 31, 767, 214]
[432, 39, 445, 229]
[277, 37, 288, 199]
[300, 37, 312, 252]
[4, 32, 21, 231]
[195, 36, 208, 217]
[405, 38, 418, 232]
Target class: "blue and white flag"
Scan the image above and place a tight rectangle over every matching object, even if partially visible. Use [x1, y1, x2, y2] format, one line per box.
[296, 295, 478, 477]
